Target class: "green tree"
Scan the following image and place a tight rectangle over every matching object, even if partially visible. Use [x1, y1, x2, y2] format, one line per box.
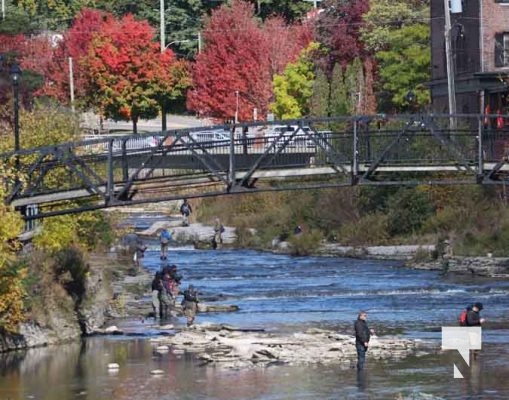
[0, 2, 40, 34]
[310, 68, 329, 117]
[343, 57, 364, 115]
[137, 0, 206, 59]
[360, 0, 427, 53]
[251, 0, 312, 22]
[374, 24, 430, 112]
[329, 63, 348, 116]
[270, 44, 316, 119]
[15, 0, 95, 30]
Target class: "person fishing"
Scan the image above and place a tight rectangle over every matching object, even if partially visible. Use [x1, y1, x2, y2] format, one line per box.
[181, 285, 199, 327]
[151, 271, 163, 319]
[159, 228, 173, 260]
[180, 199, 192, 226]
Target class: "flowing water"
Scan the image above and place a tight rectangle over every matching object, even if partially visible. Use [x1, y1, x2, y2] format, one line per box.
[2, 222, 509, 399]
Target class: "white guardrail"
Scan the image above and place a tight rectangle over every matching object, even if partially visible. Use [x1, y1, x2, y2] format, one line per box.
[80, 127, 332, 154]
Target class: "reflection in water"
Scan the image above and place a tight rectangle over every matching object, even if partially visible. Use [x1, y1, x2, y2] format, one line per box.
[2, 247, 509, 399]
[469, 357, 482, 396]
[1, 331, 509, 399]
[356, 369, 367, 392]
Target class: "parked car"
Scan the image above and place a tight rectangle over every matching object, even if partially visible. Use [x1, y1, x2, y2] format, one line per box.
[111, 134, 163, 152]
[263, 125, 315, 149]
[189, 129, 230, 143]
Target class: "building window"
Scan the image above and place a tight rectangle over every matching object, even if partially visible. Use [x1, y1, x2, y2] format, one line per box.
[495, 33, 509, 67]
[454, 24, 467, 73]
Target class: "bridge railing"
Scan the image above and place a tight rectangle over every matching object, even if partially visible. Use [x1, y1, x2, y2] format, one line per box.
[4, 114, 509, 219]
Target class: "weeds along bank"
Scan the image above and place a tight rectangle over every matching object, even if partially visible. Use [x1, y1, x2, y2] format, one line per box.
[197, 185, 509, 258]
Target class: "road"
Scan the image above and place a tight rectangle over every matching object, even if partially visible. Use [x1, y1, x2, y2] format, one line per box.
[81, 112, 213, 133]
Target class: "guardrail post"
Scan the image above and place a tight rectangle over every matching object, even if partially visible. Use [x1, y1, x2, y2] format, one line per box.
[352, 117, 359, 184]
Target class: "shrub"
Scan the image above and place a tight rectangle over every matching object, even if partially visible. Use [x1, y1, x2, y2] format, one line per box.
[386, 187, 435, 236]
[288, 229, 323, 256]
[339, 213, 389, 246]
[54, 246, 89, 305]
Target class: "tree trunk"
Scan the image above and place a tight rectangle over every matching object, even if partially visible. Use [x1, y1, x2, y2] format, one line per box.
[161, 102, 167, 131]
[132, 115, 138, 134]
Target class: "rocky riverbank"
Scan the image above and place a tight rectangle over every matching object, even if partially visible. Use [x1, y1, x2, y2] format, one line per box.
[0, 253, 124, 353]
[134, 215, 509, 279]
[145, 323, 435, 370]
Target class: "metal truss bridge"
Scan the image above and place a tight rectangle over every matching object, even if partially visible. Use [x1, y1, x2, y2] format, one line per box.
[3, 114, 509, 220]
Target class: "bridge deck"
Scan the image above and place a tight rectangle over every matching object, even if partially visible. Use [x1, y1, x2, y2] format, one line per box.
[4, 114, 509, 219]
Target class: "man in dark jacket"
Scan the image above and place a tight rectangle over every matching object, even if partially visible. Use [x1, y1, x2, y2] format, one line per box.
[466, 302, 485, 326]
[466, 302, 485, 360]
[180, 199, 192, 226]
[354, 311, 371, 370]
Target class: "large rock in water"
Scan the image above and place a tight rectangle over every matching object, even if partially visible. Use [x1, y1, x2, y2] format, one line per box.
[148, 325, 434, 370]
[137, 221, 236, 246]
[198, 304, 239, 313]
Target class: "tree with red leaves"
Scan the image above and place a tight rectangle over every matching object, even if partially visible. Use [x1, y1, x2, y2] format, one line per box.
[265, 16, 313, 77]
[187, 0, 271, 122]
[82, 14, 178, 133]
[187, 0, 310, 122]
[314, 0, 370, 75]
[39, 8, 109, 105]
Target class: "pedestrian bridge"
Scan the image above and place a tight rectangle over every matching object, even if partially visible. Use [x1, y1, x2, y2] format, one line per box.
[3, 114, 509, 220]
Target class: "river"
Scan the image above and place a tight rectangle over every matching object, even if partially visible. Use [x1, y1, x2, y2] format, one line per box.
[1, 236, 509, 399]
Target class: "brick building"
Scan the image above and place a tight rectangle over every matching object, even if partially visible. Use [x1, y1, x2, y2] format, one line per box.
[430, 0, 509, 118]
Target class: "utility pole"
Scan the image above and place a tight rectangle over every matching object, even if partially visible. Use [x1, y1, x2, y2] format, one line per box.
[160, 0, 166, 130]
[160, 0, 165, 52]
[69, 57, 75, 113]
[444, 0, 457, 130]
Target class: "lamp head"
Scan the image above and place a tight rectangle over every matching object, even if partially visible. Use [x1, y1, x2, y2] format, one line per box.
[9, 63, 22, 86]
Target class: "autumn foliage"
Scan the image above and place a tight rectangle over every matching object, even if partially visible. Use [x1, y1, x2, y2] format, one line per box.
[0, 165, 25, 333]
[82, 14, 179, 130]
[38, 8, 108, 103]
[315, 0, 370, 72]
[187, 0, 311, 122]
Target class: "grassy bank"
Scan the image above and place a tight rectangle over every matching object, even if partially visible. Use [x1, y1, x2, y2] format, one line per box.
[196, 184, 509, 257]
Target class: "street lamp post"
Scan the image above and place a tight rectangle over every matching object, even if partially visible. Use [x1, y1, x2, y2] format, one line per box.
[10, 63, 21, 171]
[234, 90, 239, 124]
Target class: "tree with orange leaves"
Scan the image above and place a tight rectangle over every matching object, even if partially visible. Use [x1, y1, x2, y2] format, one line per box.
[83, 14, 180, 133]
